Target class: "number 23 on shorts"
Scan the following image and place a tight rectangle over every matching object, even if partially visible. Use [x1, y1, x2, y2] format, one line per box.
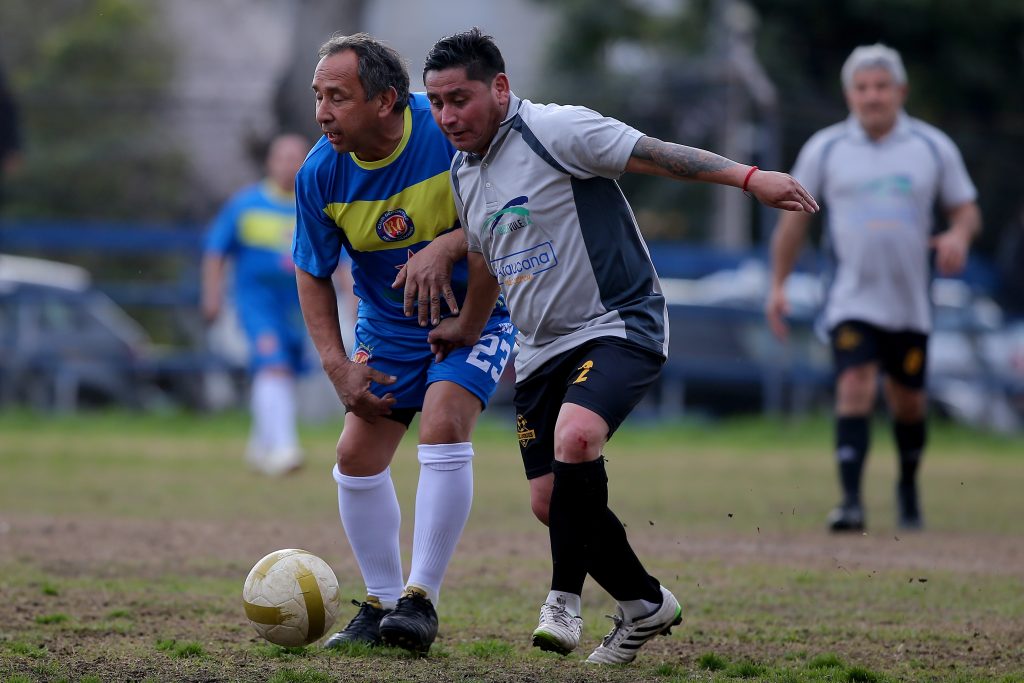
[466, 333, 513, 382]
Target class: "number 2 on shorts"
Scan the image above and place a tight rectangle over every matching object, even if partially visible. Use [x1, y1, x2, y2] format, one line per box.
[574, 360, 593, 384]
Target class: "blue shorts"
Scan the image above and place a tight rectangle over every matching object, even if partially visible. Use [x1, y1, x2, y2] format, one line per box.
[237, 292, 309, 375]
[352, 313, 515, 419]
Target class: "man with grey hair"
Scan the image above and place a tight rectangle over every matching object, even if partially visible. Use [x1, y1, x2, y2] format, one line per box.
[767, 43, 982, 532]
[293, 33, 514, 653]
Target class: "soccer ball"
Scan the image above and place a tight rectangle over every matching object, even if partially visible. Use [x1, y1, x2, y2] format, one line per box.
[242, 549, 341, 647]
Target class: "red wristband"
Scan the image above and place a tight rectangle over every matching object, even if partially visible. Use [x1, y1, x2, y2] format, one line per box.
[742, 166, 759, 192]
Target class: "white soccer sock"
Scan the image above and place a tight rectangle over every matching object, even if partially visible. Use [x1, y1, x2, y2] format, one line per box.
[545, 590, 582, 617]
[406, 442, 474, 605]
[251, 372, 298, 452]
[333, 465, 404, 608]
[619, 596, 662, 621]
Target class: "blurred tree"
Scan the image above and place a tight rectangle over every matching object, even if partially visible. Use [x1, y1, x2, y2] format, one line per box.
[272, 0, 366, 140]
[535, 0, 1024, 256]
[0, 0, 190, 221]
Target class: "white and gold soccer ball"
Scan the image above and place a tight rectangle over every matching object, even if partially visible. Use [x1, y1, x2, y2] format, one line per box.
[242, 549, 341, 647]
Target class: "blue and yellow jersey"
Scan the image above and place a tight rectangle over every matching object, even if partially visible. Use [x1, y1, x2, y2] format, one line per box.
[205, 180, 298, 294]
[294, 93, 493, 326]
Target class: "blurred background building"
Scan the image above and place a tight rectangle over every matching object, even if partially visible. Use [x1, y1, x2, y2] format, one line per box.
[0, 0, 1022, 427]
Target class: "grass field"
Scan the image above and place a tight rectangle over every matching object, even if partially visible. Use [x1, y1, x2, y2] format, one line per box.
[1, 409, 1022, 682]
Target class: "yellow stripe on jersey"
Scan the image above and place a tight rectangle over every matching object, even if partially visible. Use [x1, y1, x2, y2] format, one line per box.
[323, 170, 458, 253]
[239, 210, 295, 251]
[349, 107, 413, 170]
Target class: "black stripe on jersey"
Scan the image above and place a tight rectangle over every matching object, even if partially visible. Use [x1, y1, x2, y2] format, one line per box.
[511, 116, 569, 175]
[451, 153, 466, 197]
[570, 176, 666, 354]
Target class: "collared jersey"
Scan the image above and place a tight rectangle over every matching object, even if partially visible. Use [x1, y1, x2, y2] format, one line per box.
[294, 93, 503, 327]
[791, 112, 977, 334]
[454, 94, 668, 380]
[205, 179, 300, 305]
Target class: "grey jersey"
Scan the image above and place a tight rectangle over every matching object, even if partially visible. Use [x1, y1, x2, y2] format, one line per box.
[792, 112, 977, 333]
[452, 94, 668, 380]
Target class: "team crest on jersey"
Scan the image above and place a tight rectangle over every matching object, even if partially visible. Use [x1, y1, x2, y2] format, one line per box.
[376, 208, 415, 242]
[835, 325, 861, 351]
[486, 195, 532, 236]
[353, 344, 373, 364]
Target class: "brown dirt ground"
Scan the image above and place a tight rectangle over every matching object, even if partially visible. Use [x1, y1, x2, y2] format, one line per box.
[1, 514, 1022, 682]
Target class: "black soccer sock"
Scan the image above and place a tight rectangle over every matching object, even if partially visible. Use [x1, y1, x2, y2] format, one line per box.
[835, 416, 870, 507]
[551, 458, 660, 603]
[547, 460, 588, 596]
[893, 419, 926, 492]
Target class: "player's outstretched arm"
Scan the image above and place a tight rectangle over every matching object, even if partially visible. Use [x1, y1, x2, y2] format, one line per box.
[625, 136, 818, 213]
[427, 252, 500, 363]
[392, 227, 469, 326]
[297, 268, 396, 421]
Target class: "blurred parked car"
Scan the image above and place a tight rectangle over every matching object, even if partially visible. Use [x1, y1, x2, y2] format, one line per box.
[660, 260, 1024, 430]
[0, 254, 152, 410]
[0, 254, 241, 411]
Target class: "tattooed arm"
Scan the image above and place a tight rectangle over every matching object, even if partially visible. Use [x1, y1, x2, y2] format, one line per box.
[625, 136, 819, 213]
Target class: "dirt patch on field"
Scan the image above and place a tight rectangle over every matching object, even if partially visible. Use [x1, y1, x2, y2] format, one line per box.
[1, 513, 1022, 681]
[3, 514, 1022, 579]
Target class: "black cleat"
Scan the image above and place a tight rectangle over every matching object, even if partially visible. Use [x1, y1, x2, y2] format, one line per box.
[827, 503, 865, 532]
[378, 587, 438, 654]
[323, 599, 390, 648]
[897, 482, 924, 530]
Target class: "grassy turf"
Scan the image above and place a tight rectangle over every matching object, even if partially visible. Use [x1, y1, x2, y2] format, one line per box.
[0, 409, 1021, 682]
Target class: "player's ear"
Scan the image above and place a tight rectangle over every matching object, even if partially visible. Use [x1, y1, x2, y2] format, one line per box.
[378, 86, 399, 115]
[492, 73, 510, 105]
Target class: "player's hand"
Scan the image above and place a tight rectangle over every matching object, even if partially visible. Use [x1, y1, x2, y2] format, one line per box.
[392, 244, 459, 327]
[746, 170, 819, 213]
[325, 360, 397, 423]
[765, 285, 790, 341]
[427, 318, 474, 363]
[931, 229, 970, 276]
[201, 296, 221, 325]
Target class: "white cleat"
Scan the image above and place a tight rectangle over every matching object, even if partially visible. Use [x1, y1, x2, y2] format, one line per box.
[260, 447, 304, 476]
[586, 586, 682, 665]
[531, 597, 582, 655]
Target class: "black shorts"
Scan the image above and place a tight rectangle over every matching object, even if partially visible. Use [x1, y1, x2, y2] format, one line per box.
[513, 336, 665, 480]
[830, 320, 928, 390]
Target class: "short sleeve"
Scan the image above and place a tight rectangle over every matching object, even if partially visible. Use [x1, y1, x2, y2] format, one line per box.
[526, 104, 643, 180]
[204, 194, 241, 256]
[789, 133, 831, 199]
[292, 163, 344, 278]
[936, 134, 978, 209]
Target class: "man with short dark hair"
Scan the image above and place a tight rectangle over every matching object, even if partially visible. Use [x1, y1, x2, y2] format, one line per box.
[766, 43, 981, 533]
[421, 27, 817, 664]
[293, 33, 514, 654]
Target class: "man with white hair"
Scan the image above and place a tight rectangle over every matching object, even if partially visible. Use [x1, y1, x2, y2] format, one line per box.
[766, 43, 981, 532]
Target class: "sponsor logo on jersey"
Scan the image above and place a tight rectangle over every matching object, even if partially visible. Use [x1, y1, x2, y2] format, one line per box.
[353, 343, 373, 364]
[516, 414, 536, 447]
[376, 208, 415, 242]
[485, 196, 532, 236]
[490, 242, 558, 286]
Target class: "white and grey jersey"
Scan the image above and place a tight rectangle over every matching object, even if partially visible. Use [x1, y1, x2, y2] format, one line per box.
[452, 94, 668, 380]
[792, 112, 977, 334]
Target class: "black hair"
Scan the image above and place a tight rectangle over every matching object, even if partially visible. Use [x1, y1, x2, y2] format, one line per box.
[318, 33, 410, 112]
[423, 27, 505, 84]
